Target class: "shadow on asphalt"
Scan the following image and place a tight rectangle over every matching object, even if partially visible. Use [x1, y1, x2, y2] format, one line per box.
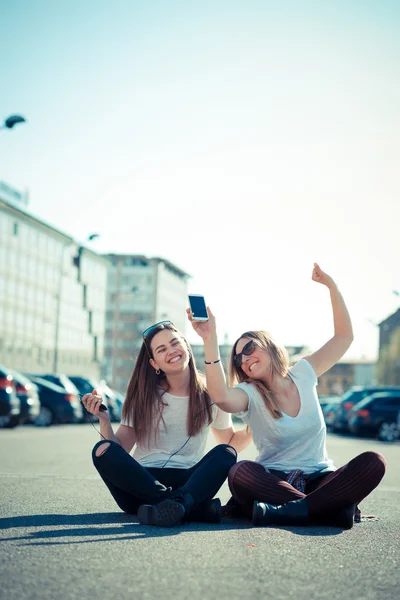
[0, 512, 344, 545]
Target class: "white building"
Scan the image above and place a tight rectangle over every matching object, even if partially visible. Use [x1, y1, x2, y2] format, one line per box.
[0, 181, 108, 378]
[104, 254, 190, 393]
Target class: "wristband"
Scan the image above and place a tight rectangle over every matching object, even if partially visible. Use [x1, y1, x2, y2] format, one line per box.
[204, 358, 221, 365]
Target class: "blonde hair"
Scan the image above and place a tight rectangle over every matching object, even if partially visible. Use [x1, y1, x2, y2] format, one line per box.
[229, 331, 290, 419]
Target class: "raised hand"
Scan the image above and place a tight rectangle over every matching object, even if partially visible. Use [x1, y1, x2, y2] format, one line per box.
[312, 262, 335, 289]
[187, 306, 217, 341]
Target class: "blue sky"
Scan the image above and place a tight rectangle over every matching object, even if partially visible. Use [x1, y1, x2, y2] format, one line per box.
[1, 0, 399, 358]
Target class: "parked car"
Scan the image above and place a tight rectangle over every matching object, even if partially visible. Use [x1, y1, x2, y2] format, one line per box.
[9, 370, 40, 425]
[27, 373, 81, 396]
[68, 376, 123, 422]
[0, 365, 20, 428]
[331, 386, 400, 433]
[348, 392, 400, 441]
[319, 394, 341, 414]
[102, 385, 124, 422]
[318, 395, 341, 431]
[68, 375, 103, 421]
[323, 402, 341, 431]
[27, 376, 83, 426]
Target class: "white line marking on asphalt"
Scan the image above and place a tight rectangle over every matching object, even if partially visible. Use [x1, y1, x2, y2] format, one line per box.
[0, 472, 98, 480]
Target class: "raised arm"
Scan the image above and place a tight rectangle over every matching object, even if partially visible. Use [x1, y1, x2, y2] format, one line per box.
[304, 263, 354, 377]
[187, 307, 248, 413]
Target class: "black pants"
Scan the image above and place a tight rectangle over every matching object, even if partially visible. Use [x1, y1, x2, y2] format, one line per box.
[92, 440, 237, 514]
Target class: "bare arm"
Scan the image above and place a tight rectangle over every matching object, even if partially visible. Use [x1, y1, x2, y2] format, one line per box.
[304, 263, 354, 377]
[83, 390, 137, 453]
[187, 308, 249, 413]
[211, 425, 253, 453]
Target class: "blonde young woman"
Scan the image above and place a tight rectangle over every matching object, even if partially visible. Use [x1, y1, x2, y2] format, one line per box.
[188, 264, 386, 528]
[83, 321, 252, 528]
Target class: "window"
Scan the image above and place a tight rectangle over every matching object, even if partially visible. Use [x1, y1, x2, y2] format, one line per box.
[93, 336, 98, 361]
[382, 397, 400, 407]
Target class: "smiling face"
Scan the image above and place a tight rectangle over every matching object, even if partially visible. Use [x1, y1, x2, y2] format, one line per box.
[149, 329, 191, 374]
[234, 336, 272, 380]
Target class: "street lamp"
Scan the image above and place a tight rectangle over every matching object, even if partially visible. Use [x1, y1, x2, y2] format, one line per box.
[1, 114, 26, 130]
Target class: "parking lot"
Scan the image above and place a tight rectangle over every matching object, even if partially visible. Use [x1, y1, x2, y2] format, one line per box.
[0, 424, 399, 600]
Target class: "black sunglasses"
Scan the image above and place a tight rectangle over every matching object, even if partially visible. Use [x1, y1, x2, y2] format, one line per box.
[142, 320, 174, 340]
[233, 339, 257, 368]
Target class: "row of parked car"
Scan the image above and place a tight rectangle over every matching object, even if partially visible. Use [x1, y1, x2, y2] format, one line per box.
[319, 385, 400, 442]
[0, 363, 124, 428]
[1, 364, 400, 442]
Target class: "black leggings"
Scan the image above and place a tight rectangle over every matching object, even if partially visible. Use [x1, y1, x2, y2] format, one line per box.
[92, 440, 237, 514]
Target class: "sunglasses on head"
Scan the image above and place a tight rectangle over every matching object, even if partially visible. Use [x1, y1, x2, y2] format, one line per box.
[142, 320, 174, 340]
[233, 339, 257, 368]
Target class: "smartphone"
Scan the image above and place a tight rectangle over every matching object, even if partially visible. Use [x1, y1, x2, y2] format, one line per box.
[188, 294, 209, 321]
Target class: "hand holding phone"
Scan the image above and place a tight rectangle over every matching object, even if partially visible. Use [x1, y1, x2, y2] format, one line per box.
[188, 295, 209, 321]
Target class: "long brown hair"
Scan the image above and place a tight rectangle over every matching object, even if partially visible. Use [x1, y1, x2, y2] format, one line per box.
[229, 330, 290, 420]
[122, 323, 213, 446]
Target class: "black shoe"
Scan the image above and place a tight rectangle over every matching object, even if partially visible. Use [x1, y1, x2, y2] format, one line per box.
[137, 492, 194, 528]
[185, 499, 222, 524]
[252, 498, 310, 526]
[313, 504, 355, 530]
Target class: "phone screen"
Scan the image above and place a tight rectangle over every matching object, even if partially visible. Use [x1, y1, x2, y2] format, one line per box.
[188, 295, 208, 319]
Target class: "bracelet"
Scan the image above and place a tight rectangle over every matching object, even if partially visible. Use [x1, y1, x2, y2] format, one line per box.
[204, 358, 221, 365]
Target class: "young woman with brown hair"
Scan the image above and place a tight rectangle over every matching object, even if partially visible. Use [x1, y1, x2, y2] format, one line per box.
[188, 263, 386, 529]
[82, 321, 252, 527]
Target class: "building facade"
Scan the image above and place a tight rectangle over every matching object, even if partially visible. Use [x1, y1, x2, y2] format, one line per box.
[191, 343, 233, 376]
[103, 254, 190, 393]
[288, 344, 377, 395]
[0, 181, 107, 378]
[377, 308, 400, 385]
[316, 360, 377, 396]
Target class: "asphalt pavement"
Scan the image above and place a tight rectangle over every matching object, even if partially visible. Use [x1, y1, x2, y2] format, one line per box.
[0, 424, 399, 600]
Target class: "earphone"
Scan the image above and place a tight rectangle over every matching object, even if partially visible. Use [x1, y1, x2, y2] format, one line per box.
[159, 401, 215, 468]
[82, 394, 216, 467]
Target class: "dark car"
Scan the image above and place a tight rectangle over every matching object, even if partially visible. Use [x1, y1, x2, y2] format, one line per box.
[319, 394, 341, 414]
[10, 370, 41, 425]
[319, 395, 341, 431]
[0, 365, 20, 428]
[331, 386, 400, 433]
[348, 392, 400, 441]
[102, 385, 124, 422]
[27, 373, 81, 396]
[68, 376, 105, 421]
[28, 376, 83, 426]
[68, 376, 123, 422]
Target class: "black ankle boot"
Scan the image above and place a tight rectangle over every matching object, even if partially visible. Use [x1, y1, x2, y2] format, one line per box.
[184, 499, 222, 524]
[313, 504, 355, 530]
[137, 491, 194, 528]
[253, 498, 310, 526]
